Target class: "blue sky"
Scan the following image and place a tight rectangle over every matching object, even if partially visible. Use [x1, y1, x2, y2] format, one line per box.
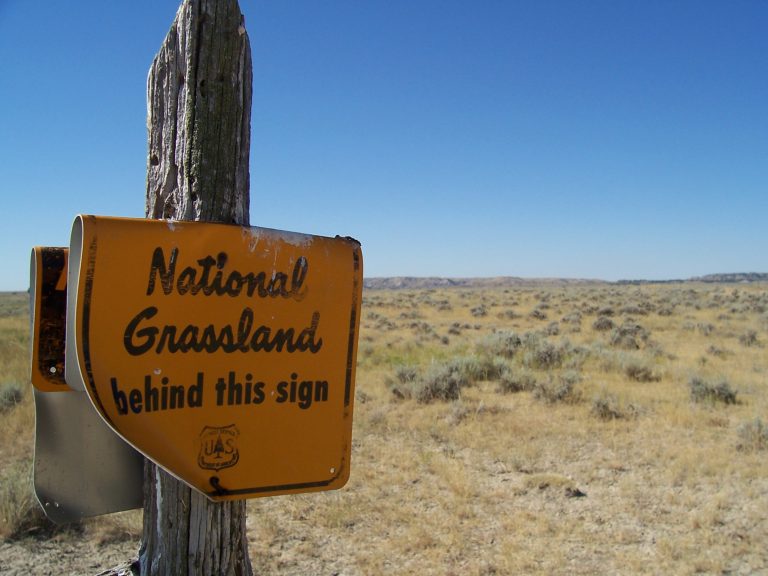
[1, 1, 766, 290]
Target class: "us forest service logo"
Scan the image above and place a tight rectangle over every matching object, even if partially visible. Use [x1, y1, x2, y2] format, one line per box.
[198, 425, 240, 471]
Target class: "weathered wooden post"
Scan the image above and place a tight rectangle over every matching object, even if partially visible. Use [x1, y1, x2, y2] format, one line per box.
[140, 0, 252, 573]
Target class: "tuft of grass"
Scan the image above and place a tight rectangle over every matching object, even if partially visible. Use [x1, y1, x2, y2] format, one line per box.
[467, 355, 509, 381]
[388, 358, 477, 403]
[609, 321, 650, 350]
[706, 345, 730, 359]
[590, 391, 640, 421]
[387, 365, 420, 400]
[0, 462, 65, 540]
[0, 381, 24, 413]
[689, 376, 738, 405]
[496, 367, 537, 394]
[592, 316, 615, 331]
[476, 330, 522, 359]
[591, 392, 624, 421]
[738, 330, 759, 347]
[414, 362, 468, 403]
[696, 323, 715, 336]
[533, 371, 581, 404]
[520, 333, 564, 370]
[434, 354, 505, 383]
[623, 359, 661, 383]
[529, 307, 548, 320]
[737, 418, 768, 452]
[86, 510, 142, 546]
[470, 305, 487, 317]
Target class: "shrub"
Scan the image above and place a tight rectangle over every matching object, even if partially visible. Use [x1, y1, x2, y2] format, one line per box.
[0, 381, 24, 413]
[624, 360, 661, 383]
[544, 322, 560, 336]
[657, 305, 674, 317]
[445, 355, 505, 382]
[739, 330, 759, 347]
[561, 312, 582, 325]
[705, 345, 729, 358]
[387, 365, 420, 400]
[533, 371, 581, 404]
[389, 359, 477, 403]
[374, 317, 397, 331]
[620, 305, 648, 316]
[529, 308, 547, 320]
[476, 355, 510, 381]
[410, 321, 435, 335]
[562, 342, 590, 370]
[521, 333, 564, 370]
[470, 305, 487, 318]
[592, 316, 615, 332]
[696, 323, 715, 336]
[737, 418, 768, 451]
[609, 321, 650, 350]
[590, 392, 624, 421]
[496, 367, 537, 394]
[496, 309, 520, 320]
[415, 362, 468, 403]
[476, 331, 522, 359]
[394, 365, 419, 384]
[581, 303, 598, 314]
[689, 376, 737, 405]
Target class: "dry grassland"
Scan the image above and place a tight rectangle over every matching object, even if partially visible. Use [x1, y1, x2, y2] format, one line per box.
[1, 283, 767, 575]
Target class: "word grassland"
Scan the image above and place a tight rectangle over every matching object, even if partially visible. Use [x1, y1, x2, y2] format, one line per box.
[110, 247, 333, 415]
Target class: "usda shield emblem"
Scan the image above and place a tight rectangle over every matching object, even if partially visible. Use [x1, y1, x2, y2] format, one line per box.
[198, 425, 240, 471]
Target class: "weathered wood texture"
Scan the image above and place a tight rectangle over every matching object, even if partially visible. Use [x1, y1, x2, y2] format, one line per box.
[146, 0, 251, 226]
[139, 1, 253, 574]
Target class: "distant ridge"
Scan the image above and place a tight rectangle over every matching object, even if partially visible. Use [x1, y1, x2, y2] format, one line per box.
[617, 272, 768, 285]
[364, 273, 768, 290]
[363, 277, 606, 290]
[691, 272, 768, 283]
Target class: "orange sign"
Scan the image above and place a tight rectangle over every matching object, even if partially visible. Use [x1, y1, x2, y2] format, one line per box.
[66, 215, 362, 501]
[30, 247, 69, 391]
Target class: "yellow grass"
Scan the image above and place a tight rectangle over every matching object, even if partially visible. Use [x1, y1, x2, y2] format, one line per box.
[1, 283, 767, 574]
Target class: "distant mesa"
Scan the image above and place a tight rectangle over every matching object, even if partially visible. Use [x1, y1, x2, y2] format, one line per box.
[616, 272, 768, 286]
[690, 272, 768, 283]
[364, 273, 768, 290]
[363, 277, 605, 290]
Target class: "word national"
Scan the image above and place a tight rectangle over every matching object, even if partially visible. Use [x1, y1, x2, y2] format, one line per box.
[146, 247, 308, 300]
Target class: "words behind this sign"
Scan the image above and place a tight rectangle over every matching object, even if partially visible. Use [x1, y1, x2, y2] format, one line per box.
[65, 215, 363, 501]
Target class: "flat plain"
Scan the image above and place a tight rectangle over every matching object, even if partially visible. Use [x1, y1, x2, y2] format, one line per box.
[1, 282, 767, 575]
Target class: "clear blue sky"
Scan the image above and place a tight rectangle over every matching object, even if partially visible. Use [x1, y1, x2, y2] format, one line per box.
[1, 1, 766, 290]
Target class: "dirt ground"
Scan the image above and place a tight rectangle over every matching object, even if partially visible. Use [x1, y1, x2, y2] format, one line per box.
[0, 537, 138, 575]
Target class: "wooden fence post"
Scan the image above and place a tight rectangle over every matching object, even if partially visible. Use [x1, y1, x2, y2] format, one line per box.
[139, 0, 252, 574]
